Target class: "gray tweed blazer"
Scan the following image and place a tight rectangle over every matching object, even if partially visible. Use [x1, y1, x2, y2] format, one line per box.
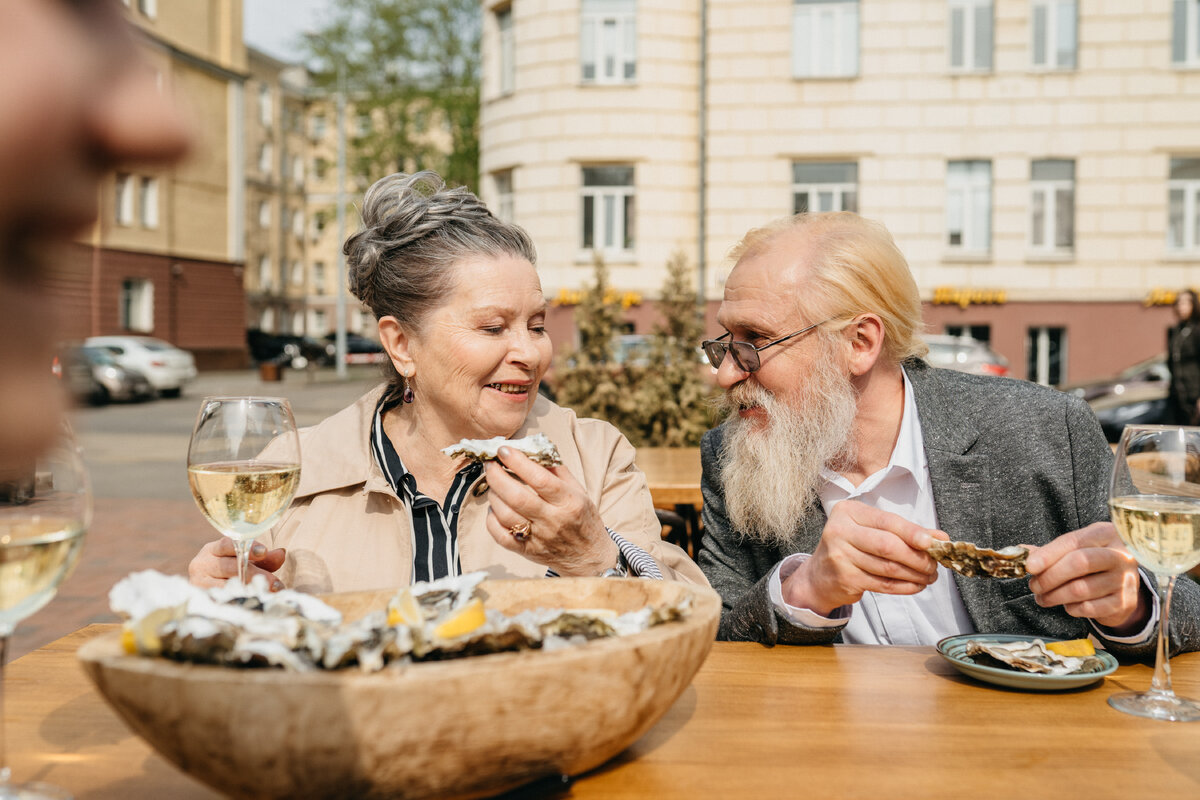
[698, 359, 1200, 660]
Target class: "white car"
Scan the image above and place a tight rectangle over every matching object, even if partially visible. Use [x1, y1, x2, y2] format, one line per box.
[84, 336, 197, 397]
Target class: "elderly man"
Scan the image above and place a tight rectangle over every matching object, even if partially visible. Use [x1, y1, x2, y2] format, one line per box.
[0, 0, 189, 474]
[697, 212, 1200, 658]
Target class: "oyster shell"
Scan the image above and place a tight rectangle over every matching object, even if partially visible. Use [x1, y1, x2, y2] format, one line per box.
[927, 540, 1030, 579]
[964, 639, 1106, 675]
[441, 434, 562, 467]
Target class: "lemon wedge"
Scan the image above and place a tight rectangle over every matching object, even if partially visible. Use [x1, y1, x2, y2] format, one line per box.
[120, 625, 138, 655]
[387, 588, 423, 626]
[432, 598, 486, 640]
[1046, 638, 1095, 657]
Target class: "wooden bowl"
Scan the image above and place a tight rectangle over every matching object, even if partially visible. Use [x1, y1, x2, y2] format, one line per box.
[77, 578, 720, 800]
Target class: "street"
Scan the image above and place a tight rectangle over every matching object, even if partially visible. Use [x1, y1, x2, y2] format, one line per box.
[14, 366, 382, 659]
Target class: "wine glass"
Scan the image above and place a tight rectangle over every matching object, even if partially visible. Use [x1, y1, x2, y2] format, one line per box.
[187, 397, 300, 585]
[1108, 424, 1200, 721]
[0, 425, 90, 799]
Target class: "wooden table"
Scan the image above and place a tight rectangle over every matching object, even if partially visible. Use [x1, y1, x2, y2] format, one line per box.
[9, 625, 1200, 799]
[636, 447, 702, 509]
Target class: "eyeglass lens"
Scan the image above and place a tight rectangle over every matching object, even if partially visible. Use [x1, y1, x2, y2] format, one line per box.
[704, 340, 760, 373]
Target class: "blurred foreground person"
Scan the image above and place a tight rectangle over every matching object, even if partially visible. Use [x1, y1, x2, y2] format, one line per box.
[189, 172, 705, 592]
[1167, 288, 1200, 425]
[0, 0, 189, 472]
[698, 212, 1200, 658]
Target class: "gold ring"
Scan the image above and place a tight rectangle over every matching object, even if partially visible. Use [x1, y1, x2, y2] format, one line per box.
[509, 521, 531, 541]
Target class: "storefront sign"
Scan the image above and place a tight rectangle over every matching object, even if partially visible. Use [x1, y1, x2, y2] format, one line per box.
[552, 287, 643, 309]
[931, 286, 1007, 309]
[1144, 287, 1182, 307]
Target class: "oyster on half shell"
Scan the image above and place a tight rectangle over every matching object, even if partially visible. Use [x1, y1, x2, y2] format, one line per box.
[926, 540, 1030, 579]
[441, 434, 562, 467]
[964, 639, 1105, 676]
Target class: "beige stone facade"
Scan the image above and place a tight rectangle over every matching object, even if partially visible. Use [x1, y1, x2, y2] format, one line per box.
[479, 0, 1200, 383]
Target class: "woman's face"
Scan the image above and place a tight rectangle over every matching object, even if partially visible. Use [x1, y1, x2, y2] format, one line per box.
[403, 255, 552, 442]
[1178, 293, 1195, 321]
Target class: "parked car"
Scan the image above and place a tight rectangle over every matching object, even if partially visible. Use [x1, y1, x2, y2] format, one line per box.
[923, 334, 1010, 377]
[1060, 354, 1171, 442]
[60, 345, 154, 405]
[84, 336, 197, 397]
[324, 332, 386, 364]
[247, 330, 335, 369]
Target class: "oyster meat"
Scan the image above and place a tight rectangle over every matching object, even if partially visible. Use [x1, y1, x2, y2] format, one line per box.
[441, 434, 562, 467]
[964, 639, 1106, 676]
[927, 540, 1030, 579]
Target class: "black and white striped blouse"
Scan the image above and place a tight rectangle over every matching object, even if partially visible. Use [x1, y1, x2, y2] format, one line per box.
[370, 398, 662, 582]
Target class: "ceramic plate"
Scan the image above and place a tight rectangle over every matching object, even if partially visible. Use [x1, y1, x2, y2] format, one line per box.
[936, 633, 1119, 691]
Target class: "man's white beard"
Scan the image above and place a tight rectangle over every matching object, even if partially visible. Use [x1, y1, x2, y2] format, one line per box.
[716, 343, 858, 548]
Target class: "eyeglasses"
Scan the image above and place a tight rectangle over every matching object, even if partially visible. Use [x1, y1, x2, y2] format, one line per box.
[701, 319, 832, 374]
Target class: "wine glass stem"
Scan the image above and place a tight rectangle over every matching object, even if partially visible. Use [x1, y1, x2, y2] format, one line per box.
[1149, 574, 1177, 697]
[233, 539, 252, 585]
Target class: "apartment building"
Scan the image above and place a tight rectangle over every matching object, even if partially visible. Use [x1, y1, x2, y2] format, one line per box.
[52, 0, 249, 369]
[479, 0, 1200, 384]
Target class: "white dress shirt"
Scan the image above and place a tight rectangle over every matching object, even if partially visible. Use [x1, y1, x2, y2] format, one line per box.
[768, 368, 1157, 646]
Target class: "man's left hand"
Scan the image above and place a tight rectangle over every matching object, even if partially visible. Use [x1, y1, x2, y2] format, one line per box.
[1025, 522, 1150, 634]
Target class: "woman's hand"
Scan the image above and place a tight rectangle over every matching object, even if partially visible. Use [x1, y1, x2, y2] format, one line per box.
[187, 538, 287, 589]
[483, 447, 619, 576]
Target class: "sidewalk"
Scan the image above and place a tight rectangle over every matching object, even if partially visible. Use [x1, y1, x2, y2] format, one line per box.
[12, 366, 382, 660]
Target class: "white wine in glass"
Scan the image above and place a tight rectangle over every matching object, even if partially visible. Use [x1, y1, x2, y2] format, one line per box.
[1108, 424, 1200, 721]
[187, 397, 300, 585]
[0, 426, 89, 799]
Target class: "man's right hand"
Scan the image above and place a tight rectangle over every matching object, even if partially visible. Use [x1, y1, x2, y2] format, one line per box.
[188, 538, 287, 589]
[780, 499, 946, 615]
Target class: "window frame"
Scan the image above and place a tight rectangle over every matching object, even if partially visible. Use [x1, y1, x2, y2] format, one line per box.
[1168, 157, 1200, 252]
[792, 0, 860, 79]
[494, 170, 515, 223]
[1030, 0, 1077, 70]
[792, 161, 859, 214]
[946, 160, 993, 253]
[948, 0, 994, 73]
[498, 6, 515, 94]
[1029, 159, 1075, 254]
[580, 165, 636, 259]
[258, 84, 273, 127]
[581, 0, 637, 85]
[1173, 0, 1200, 67]
[120, 278, 154, 333]
[115, 174, 135, 227]
[139, 176, 159, 229]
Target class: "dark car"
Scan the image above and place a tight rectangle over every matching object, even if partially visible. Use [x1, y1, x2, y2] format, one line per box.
[247, 329, 335, 369]
[324, 332, 386, 364]
[59, 345, 154, 405]
[1062, 354, 1170, 442]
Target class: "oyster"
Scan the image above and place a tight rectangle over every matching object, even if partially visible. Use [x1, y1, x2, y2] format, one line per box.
[441, 434, 562, 467]
[964, 639, 1106, 676]
[927, 540, 1030, 579]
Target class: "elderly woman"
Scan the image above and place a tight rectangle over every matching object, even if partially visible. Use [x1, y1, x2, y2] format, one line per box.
[189, 172, 704, 593]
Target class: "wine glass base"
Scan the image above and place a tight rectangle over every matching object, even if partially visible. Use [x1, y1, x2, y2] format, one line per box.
[0, 781, 73, 799]
[1108, 690, 1200, 722]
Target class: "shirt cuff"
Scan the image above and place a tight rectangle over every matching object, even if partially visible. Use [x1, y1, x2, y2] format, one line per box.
[768, 553, 851, 629]
[1088, 568, 1160, 645]
[543, 529, 663, 580]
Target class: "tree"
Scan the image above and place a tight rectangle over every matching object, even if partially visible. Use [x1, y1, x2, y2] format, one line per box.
[303, 0, 481, 190]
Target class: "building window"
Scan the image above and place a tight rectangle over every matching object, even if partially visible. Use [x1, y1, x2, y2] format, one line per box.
[1168, 157, 1200, 252]
[258, 201, 271, 228]
[313, 262, 326, 294]
[949, 0, 993, 72]
[139, 177, 159, 229]
[258, 84, 273, 127]
[258, 143, 273, 175]
[120, 278, 154, 333]
[946, 160, 992, 252]
[312, 211, 327, 242]
[137, 0, 156, 18]
[292, 156, 304, 183]
[581, 0, 636, 84]
[115, 174, 135, 226]
[494, 170, 514, 223]
[1027, 326, 1066, 385]
[792, 162, 858, 214]
[498, 7, 515, 94]
[259, 256, 272, 290]
[945, 324, 991, 342]
[1029, 159, 1074, 252]
[291, 260, 304, 285]
[311, 113, 327, 140]
[292, 210, 304, 238]
[581, 165, 635, 255]
[792, 1, 859, 78]
[291, 311, 304, 334]
[1173, 0, 1200, 66]
[314, 157, 329, 180]
[1031, 0, 1076, 69]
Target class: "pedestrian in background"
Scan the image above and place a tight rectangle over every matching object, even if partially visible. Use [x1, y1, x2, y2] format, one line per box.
[0, 0, 190, 474]
[1167, 289, 1200, 425]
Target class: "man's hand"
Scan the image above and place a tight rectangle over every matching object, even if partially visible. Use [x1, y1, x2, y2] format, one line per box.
[780, 499, 947, 616]
[1025, 522, 1149, 634]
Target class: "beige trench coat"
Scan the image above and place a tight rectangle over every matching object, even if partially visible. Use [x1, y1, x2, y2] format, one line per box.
[264, 385, 708, 593]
